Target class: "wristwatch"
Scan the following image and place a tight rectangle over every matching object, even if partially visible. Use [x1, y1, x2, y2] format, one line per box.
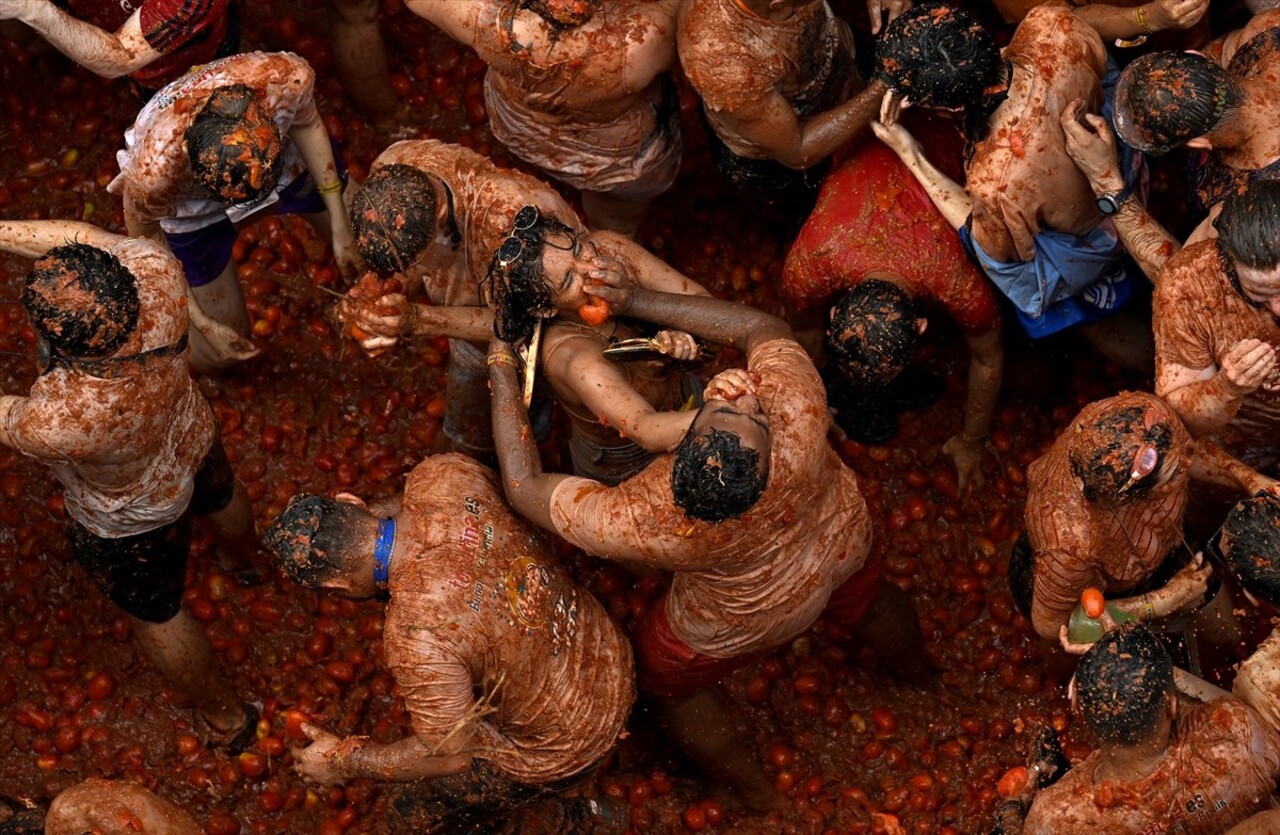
[1095, 182, 1134, 216]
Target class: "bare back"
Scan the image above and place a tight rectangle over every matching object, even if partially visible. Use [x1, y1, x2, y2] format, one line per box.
[967, 6, 1108, 261]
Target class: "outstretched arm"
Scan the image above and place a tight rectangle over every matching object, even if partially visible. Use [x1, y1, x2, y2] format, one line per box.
[586, 281, 792, 355]
[0, 3, 162, 78]
[711, 80, 889, 171]
[0, 219, 127, 258]
[292, 724, 472, 785]
[872, 92, 972, 230]
[1189, 437, 1280, 496]
[1072, 0, 1209, 41]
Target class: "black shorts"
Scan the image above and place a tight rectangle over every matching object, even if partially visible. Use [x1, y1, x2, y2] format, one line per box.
[700, 107, 827, 223]
[67, 438, 235, 623]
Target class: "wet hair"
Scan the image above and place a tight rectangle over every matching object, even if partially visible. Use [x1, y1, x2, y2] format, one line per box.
[1075, 623, 1174, 746]
[877, 4, 1000, 111]
[350, 165, 440, 274]
[1215, 179, 1280, 271]
[22, 243, 139, 358]
[670, 426, 769, 522]
[263, 495, 367, 587]
[1008, 533, 1036, 618]
[1068, 403, 1175, 504]
[484, 210, 576, 343]
[1219, 493, 1280, 607]
[185, 84, 285, 204]
[1114, 52, 1243, 155]
[827, 279, 918, 387]
[523, 0, 599, 29]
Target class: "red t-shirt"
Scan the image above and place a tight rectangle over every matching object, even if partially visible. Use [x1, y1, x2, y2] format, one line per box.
[60, 0, 233, 89]
[783, 138, 1000, 337]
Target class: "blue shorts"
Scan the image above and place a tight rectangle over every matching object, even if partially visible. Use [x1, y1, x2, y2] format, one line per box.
[166, 156, 347, 288]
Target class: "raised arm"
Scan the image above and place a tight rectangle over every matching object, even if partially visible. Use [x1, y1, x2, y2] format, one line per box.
[1060, 104, 1178, 283]
[545, 338, 697, 452]
[0, 3, 163, 78]
[0, 219, 127, 258]
[489, 337, 573, 530]
[1157, 343, 1276, 437]
[711, 80, 889, 171]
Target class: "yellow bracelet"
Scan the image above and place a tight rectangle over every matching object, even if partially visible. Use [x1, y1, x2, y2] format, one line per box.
[1141, 593, 1156, 620]
[317, 181, 343, 195]
[1135, 5, 1151, 35]
[487, 353, 517, 368]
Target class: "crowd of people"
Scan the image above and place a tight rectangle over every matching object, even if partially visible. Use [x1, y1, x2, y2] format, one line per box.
[2, 0, 1280, 832]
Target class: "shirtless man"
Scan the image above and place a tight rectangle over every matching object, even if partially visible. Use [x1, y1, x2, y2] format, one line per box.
[1114, 11, 1280, 216]
[0, 220, 257, 751]
[265, 454, 633, 832]
[676, 0, 901, 217]
[407, 0, 682, 237]
[108, 51, 358, 373]
[340, 141, 707, 464]
[783, 137, 1003, 490]
[1020, 391, 1268, 642]
[1154, 180, 1280, 472]
[1018, 624, 1280, 834]
[0, 0, 237, 96]
[874, 3, 1202, 366]
[489, 283, 923, 808]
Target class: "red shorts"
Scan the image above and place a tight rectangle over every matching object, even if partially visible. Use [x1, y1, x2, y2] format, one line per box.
[634, 562, 882, 698]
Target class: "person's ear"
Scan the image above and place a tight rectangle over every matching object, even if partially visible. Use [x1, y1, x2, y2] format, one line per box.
[916, 317, 928, 335]
[334, 492, 368, 510]
[1185, 136, 1213, 151]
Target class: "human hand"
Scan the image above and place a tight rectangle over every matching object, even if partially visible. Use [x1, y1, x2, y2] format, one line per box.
[338, 292, 410, 357]
[1220, 338, 1277, 395]
[942, 434, 986, 496]
[582, 255, 635, 315]
[1162, 552, 1212, 613]
[703, 368, 760, 402]
[1060, 101, 1125, 194]
[330, 222, 363, 281]
[866, 0, 912, 35]
[871, 91, 920, 159]
[292, 723, 347, 786]
[1146, 0, 1210, 30]
[1059, 624, 1095, 655]
[653, 331, 700, 361]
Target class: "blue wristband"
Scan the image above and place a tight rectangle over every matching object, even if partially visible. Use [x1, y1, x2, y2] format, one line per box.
[373, 518, 396, 589]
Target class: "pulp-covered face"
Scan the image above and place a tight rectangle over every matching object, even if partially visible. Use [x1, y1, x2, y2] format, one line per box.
[1236, 262, 1280, 318]
[690, 392, 772, 463]
[538, 230, 598, 314]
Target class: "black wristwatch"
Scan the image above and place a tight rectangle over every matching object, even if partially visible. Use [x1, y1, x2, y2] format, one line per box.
[1095, 182, 1134, 216]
